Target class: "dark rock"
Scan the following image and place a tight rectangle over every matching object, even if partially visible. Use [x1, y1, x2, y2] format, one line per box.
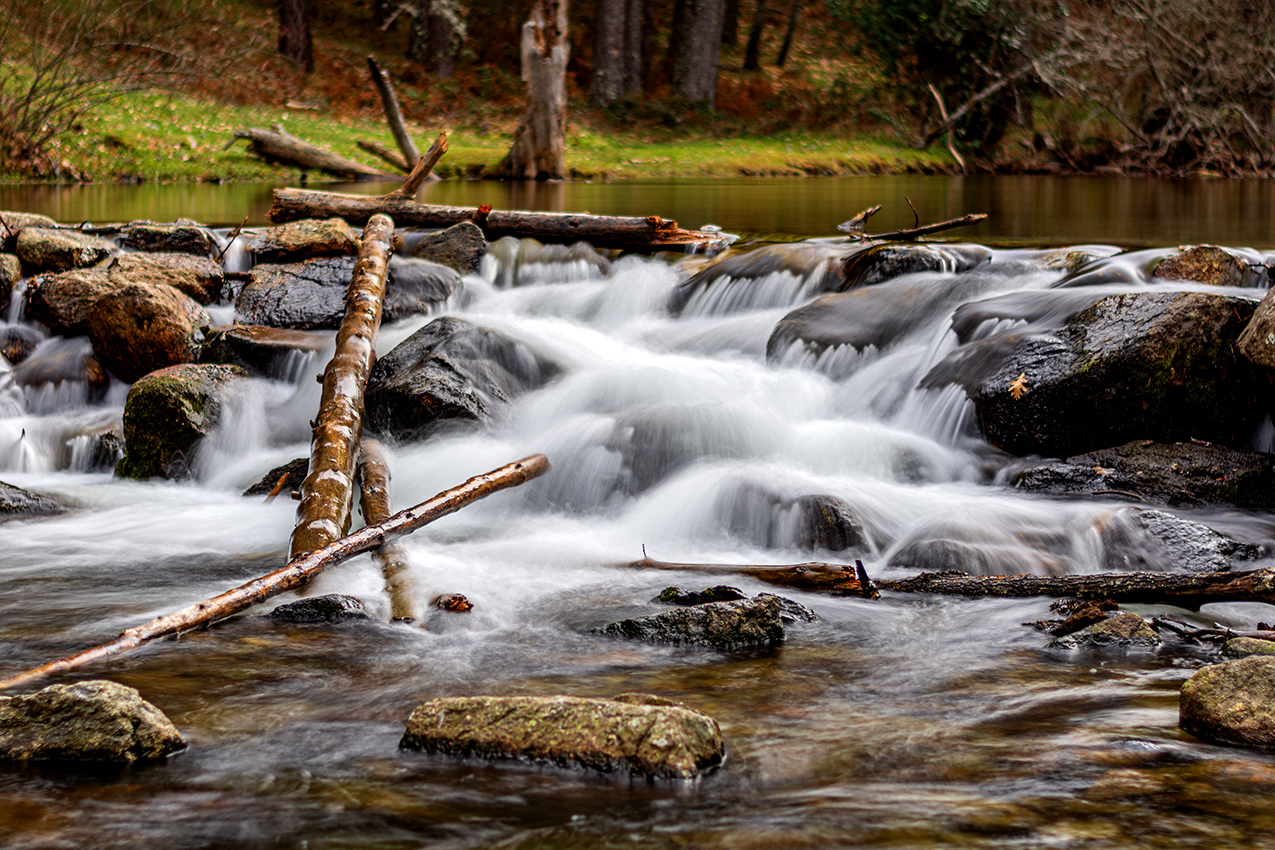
[0, 211, 56, 252]
[88, 283, 211, 383]
[202, 324, 327, 379]
[407, 221, 487, 274]
[0, 254, 20, 312]
[947, 288, 1110, 345]
[837, 242, 993, 290]
[80, 427, 125, 472]
[1222, 637, 1275, 659]
[1050, 612, 1161, 648]
[116, 363, 247, 480]
[0, 480, 64, 517]
[1013, 440, 1275, 509]
[383, 257, 462, 321]
[1028, 602, 1112, 637]
[0, 323, 43, 366]
[757, 592, 819, 623]
[1153, 245, 1252, 288]
[923, 290, 1263, 457]
[793, 494, 867, 552]
[24, 268, 114, 335]
[108, 252, 224, 304]
[1099, 508, 1261, 574]
[366, 316, 558, 442]
[267, 594, 370, 623]
[12, 336, 110, 405]
[1238, 284, 1275, 372]
[248, 218, 358, 264]
[669, 243, 846, 316]
[655, 585, 748, 605]
[16, 228, 114, 273]
[486, 237, 612, 289]
[117, 222, 216, 256]
[400, 694, 724, 779]
[243, 457, 307, 497]
[719, 483, 867, 553]
[1180, 655, 1275, 748]
[887, 518, 1067, 575]
[0, 680, 185, 762]
[603, 596, 785, 649]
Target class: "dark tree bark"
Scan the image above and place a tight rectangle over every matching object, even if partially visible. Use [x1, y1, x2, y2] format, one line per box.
[426, 5, 456, 78]
[743, 0, 766, 71]
[406, 0, 429, 63]
[499, 0, 569, 180]
[624, 0, 651, 92]
[775, 0, 801, 67]
[671, 0, 727, 104]
[592, 0, 627, 104]
[278, 0, 314, 72]
[722, 0, 739, 44]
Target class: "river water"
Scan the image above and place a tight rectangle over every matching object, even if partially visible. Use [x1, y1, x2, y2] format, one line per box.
[2, 177, 1275, 849]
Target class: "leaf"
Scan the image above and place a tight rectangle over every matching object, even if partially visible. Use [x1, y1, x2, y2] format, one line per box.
[1008, 372, 1028, 400]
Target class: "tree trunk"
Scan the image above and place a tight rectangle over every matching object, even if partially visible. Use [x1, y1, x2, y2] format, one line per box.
[232, 127, 390, 180]
[426, 2, 456, 78]
[406, 0, 429, 63]
[278, 0, 314, 72]
[722, 0, 739, 44]
[743, 0, 766, 71]
[624, 0, 650, 93]
[775, 0, 801, 67]
[671, 0, 727, 104]
[357, 439, 418, 622]
[501, 0, 570, 180]
[367, 56, 422, 169]
[592, 0, 627, 104]
[290, 215, 395, 562]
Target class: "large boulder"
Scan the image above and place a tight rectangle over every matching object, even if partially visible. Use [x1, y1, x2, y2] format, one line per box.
[1180, 655, 1275, 748]
[248, 218, 358, 264]
[366, 317, 558, 442]
[1237, 284, 1275, 372]
[602, 595, 785, 649]
[1153, 245, 1254, 288]
[0, 480, 64, 518]
[202, 324, 328, 379]
[923, 290, 1263, 457]
[116, 363, 246, 479]
[108, 252, 224, 304]
[406, 221, 487, 274]
[116, 221, 215, 256]
[1100, 508, 1263, 573]
[0, 680, 185, 761]
[400, 694, 723, 779]
[24, 268, 114, 335]
[0, 211, 56, 252]
[87, 283, 211, 383]
[16, 227, 114, 273]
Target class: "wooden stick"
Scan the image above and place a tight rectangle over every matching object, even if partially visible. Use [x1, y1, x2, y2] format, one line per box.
[836, 204, 882, 235]
[356, 139, 411, 173]
[926, 83, 966, 173]
[366, 55, 422, 170]
[264, 473, 290, 504]
[0, 454, 550, 692]
[393, 131, 449, 198]
[357, 439, 418, 622]
[290, 215, 394, 560]
[231, 127, 389, 180]
[866, 213, 987, 241]
[622, 558, 876, 596]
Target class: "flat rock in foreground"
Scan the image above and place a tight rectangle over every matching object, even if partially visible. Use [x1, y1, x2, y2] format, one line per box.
[1181, 655, 1275, 749]
[400, 694, 723, 779]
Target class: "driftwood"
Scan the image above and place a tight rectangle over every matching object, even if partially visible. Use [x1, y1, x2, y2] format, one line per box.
[393, 131, 449, 198]
[357, 439, 417, 622]
[623, 558, 879, 597]
[0, 454, 551, 692]
[837, 205, 987, 242]
[290, 215, 394, 560]
[356, 140, 411, 173]
[231, 127, 389, 180]
[366, 55, 422, 170]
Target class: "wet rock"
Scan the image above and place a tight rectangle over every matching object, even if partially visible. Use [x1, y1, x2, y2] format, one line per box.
[267, 594, 370, 623]
[1153, 245, 1251, 288]
[923, 290, 1263, 457]
[1099, 508, 1261, 574]
[24, 268, 114, 335]
[1013, 440, 1275, 509]
[116, 363, 246, 480]
[16, 228, 114, 273]
[108, 252, 224, 304]
[668, 243, 846, 316]
[837, 243, 993, 290]
[1050, 612, 1161, 648]
[486, 237, 613, 289]
[12, 336, 110, 403]
[758, 592, 819, 623]
[407, 221, 487, 274]
[1028, 601, 1113, 637]
[401, 694, 723, 779]
[248, 218, 358, 264]
[243, 457, 307, 497]
[201, 324, 327, 379]
[366, 316, 558, 442]
[0, 211, 56, 252]
[887, 517, 1067, 575]
[0, 323, 43, 366]
[603, 595, 785, 649]
[0, 480, 64, 517]
[1237, 285, 1275, 372]
[1035, 247, 1113, 273]
[88, 283, 211, 383]
[792, 494, 867, 552]
[1180, 655, 1275, 748]
[0, 254, 21, 311]
[117, 222, 215, 256]
[432, 593, 473, 612]
[79, 427, 125, 472]
[1222, 637, 1275, 659]
[0, 680, 185, 762]
[655, 586, 748, 605]
[719, 483, 867, 553]
[382, 257, 463, 321]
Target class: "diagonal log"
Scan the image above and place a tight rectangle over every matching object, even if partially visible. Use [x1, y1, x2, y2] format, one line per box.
[367, 55, 422, 170]
[231, 127, 390, 180]
[0, 454, 551, 692]
[357, 439, 418, 622]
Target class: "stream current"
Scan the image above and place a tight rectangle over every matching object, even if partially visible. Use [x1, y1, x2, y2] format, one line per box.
[3, 220, 1275, 848]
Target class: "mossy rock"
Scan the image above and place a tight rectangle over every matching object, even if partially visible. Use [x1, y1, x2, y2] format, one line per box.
[1050, 612, 1160, 649]
[1181, 655, 1275, 748]
[603, 595, 785, 650]
[1222, 637, 1275, 659]
[1153, 245, 1250, 287]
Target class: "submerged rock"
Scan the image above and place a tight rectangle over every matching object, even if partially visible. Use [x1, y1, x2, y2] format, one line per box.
[242, 457, 307, 497]
[117, 221, 216, 256]
[407, 221, 487, 274]
[248, 218, 358, 264]
[1222, 637, 1275, 659]
[400, 694, 723, 779]
[201, 324, 327, 379]
[1180, 655, 1275, 748]
[12, 336, 110, 404]
[88, 283, 211, 383]
[486, 237, 612, 289]
[116, 363, 246, 480]
[669, 243, 845, 316]
[1050, 612, 1160, 649]
[603, 596, 785, 649]
[24, 268, 114, 335]
[108, 252, 224, 304]
[0, 323, 44, 366]
[757, 592, 819, 623]
[267, 594, 370, 623]
[16, 228, 114, 273]
[1098, 508, 1261, 574]
[655, 586, 748, 605]
[837, 243, 992, 290]
[0, 480, 64, 517]
[0, 680, 185, 761]
[718, 483, 868, 553]
[1152, 245, 1253, 288]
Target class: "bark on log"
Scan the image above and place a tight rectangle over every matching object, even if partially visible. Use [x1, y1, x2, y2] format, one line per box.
[394, 131, 449, 198]
[356, 140, 411, 173]
[290, 215, 394, 561]
[0, 455, 550, 692]
[366, 55, 422, 169]
[866, 213, 987, 241]
[268, 189, 731, 253]
[624, 558, 877, 596]
[357, 439, 418, 622]
[232, 127, 389, 180]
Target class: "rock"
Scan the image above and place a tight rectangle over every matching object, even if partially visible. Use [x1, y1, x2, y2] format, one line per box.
[1153, 245, 1251, 288]
[88, 283, 211, 383]
[400, 694, 723, 779]
[1222, 637, 1275, 659]
[486, 237, 613, 289]
[12, 336, 110, 405]
[249, 218, 358, 264]
[201, 324, 327, 379]
[116, 363, 247, 480]
[719, 483, 867, 553]
[923, 290, 1263, 457]
[0, 480, 64, 518]
[0, 253, 21, 312]
[242, 457, 307, 497]
[383, 257, 463, 321]
[366, 316, 558, 442]
[838, 243, 992, 290]
[108, 252, 224, 304]
[792, 494, 867, 552]
[267, 594, 370, 623]
[655, 585, 748, 605]
[1180, 655, 1275, 748]
[669, 243, 846, 316]
[1050, 612, 1161, 648]
[77, 426, 125, 472]
[0, 680, 185, 762]
[0, 211, 56, 252]
[24, 268, 114, 335]
[117, 222, 215, 256]
[1237, 284, 1275, 372]
[758, 592, 819, 623]
[407, 221, 487, 274]
[602, 595, 785, 649]
[0, 323, 43, 366]
[1098, 508, 1261, 574]
[887, 519, 1066, 576]
[1013, 440, 1275, 509]
[16, 227, 114, 273]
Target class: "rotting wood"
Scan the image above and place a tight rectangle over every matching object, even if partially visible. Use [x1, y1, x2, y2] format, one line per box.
[623, 558, 879, 597]
[366, 55, 422, 170]
[356, 140, 410, 173]
[290, 214, 394, 561]
[230, 127, 389, 180]
[357, 439, 418, 622]
[392, 131, 449, 198]
[0, 454, 550, 692]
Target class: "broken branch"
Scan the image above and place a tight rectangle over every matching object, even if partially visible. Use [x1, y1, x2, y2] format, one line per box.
[357, 439, 417, 622]
[366, 55, 422, 170]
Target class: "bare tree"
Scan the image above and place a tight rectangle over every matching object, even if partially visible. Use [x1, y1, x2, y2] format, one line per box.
[592, 0, 646, 104]
[498, 0, 569, 179]
[743, 0, 766, 71]
[670, 0, 727, 104]
[406, 0, 465, 78]
[278, 0, 314, 72]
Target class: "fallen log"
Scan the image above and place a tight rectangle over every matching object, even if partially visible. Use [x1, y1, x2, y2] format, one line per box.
[357, 439, 418, 622]
[837, 205, 987, 242]
[366, 55, 421, 170]
[290, 214, 394, 560]
[391, 131, 449, 198]
[623, 558, 878, 597]
[0, 454, 550, 692]
[231, 127, 389, 180]
[356, 139, 410, 173]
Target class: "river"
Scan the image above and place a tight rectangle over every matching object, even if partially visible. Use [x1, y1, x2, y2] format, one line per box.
[1, 176, 1275, 849]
